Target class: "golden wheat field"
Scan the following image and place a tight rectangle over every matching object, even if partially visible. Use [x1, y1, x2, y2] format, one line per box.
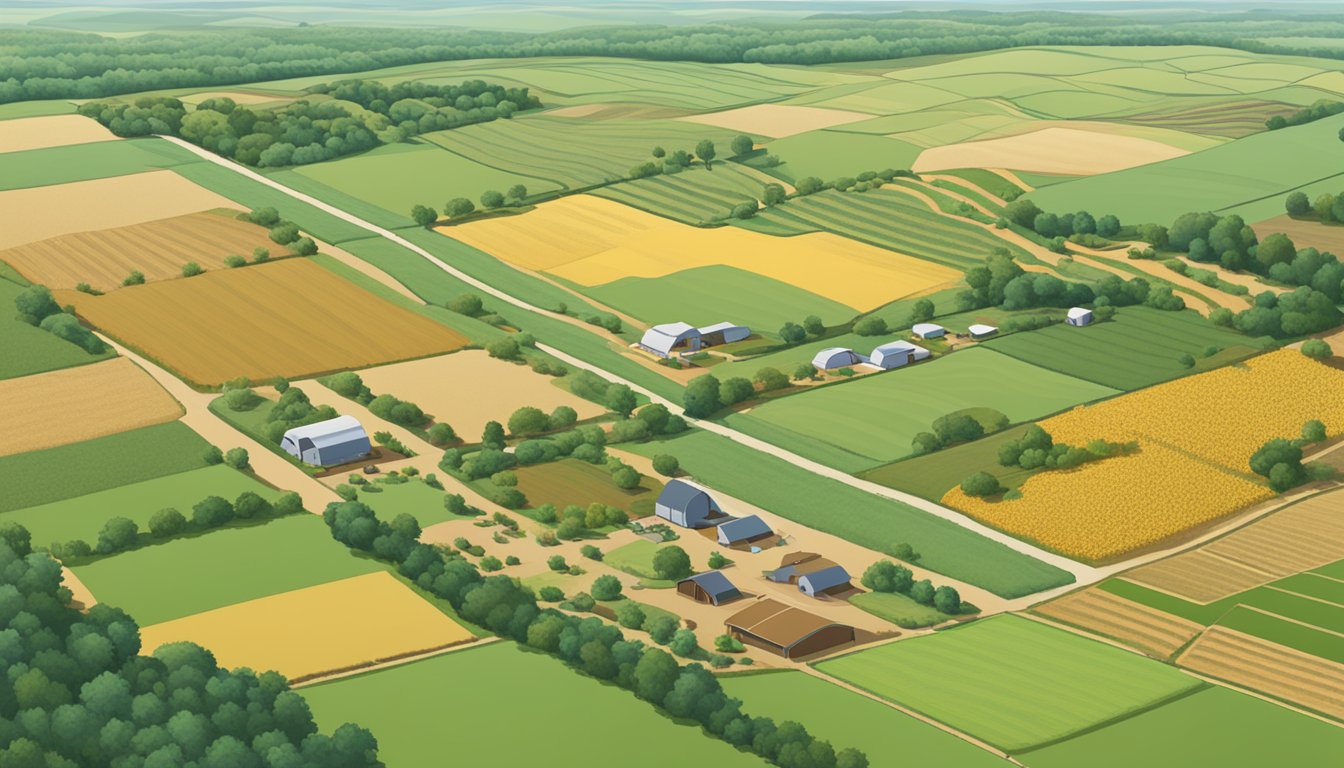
[138, 572, 474, 681]
[444, 195, 958, 311]
[0, 114, 118, 154]
[0, 357, 183, 457]
[57, 259, 468, 386]
[0, 211, 293, 292]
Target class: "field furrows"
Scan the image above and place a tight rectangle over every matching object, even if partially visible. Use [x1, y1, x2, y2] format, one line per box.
[1177, 627, 1344, 720]
[1124, 551, 1277, 603]
[1034, 588, 1204, 658]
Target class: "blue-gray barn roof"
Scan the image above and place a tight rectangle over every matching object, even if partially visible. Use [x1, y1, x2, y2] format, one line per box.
[680, 570, 740, 599]
[657, 479, 707, 511]
[799, 565, 851, 592]
[718, 515, 771, 543]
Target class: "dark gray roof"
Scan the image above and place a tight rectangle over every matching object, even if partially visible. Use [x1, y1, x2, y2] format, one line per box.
[717, 515, 771, 543]
[657, 479, 707, 511]
[799, 565, 851, 592]
[680, 571, 740, 598]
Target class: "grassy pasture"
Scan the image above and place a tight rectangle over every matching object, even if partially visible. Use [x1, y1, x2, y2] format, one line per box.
[0, 422, 210, 513]
[602, 539, 679, 588]
[511, 458, 662, 515]
[981, 307, 1272, 390]
[302, 642, 766, 768]
[861, 424, 1040, 501]
[356, 480, 469, 528]
[849, 591, 965, 629]
[624, 430, 1074, 598]
[173, 161, 373, 244]
[592, 163, 768, 224]
[762, 131, 922, 182]
[728, 347, 1116, 469]
[3, 464, 274, 549]
[723, 671, 1009, 768]
[816, 615, 1203, 752]
[1218, 606, 1344, 664]
[0, 276, 116, 380]
[0, 137, 195, 191]
[1020, 686, 1344, 768]
[72, 514, 382, 625]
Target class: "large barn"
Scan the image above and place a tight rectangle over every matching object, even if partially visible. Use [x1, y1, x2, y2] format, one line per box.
[811, 347, 860, 370]
[281, 415, 371, 467]
[677, 571, 743, 606]
[867, 340, 930, 370]
[724, 598, 856, 659]
[798, 565, 853, 597]
[654, 479, 719, 528]
[638, 321, 750, 358]
[911, 323, 946, 340]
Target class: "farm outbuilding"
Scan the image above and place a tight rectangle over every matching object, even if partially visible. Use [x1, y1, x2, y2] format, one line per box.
[697, 322, 751, 347]
[912, 323, 946, 339]
[769, 552, 840, 584]
[724, 598, 856, 659]
[281, 415, 371, 467]
[677, 571, 743, 606]
[1066, 307, 1093, 327]
[968, 324, 998, 339]
[716, 515, 773, 546]
[811, 347, 860, 370]
[867, 340, 930, 370]
[798, 565, 853, 597]
[654, 479, 719, 528]
[638, 321, 750, 358]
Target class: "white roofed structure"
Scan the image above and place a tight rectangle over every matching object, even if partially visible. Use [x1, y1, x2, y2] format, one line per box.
[968, 324, 998, 338]
[811, 347, 860, 370]
[867, 340, 930, 370]
[911, 323, 946, 339]
[638, 321, 750, 358]
[1066, 307, 1093, 327]
[281, 415, 371, 467]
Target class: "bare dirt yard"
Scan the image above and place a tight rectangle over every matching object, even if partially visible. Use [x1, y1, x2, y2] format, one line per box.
[678, 104, 872, 138]
[0, 357, 183, 457]
[1033, 587, 1204, 659]
[1251, 215, 1344, 255]
[0, 170, 235, 249]
[355, 350, 605, 438]
[138, 572, 476, 681]
[0, 210, 293, 292]
[913, 126, 1189, 175]
[0, 114, 118, 154]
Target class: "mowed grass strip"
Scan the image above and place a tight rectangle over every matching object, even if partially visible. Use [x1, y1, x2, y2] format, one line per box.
[0, 358, 182, 457]
[301, 642, 766, 768]
[817, 615, 1203, 751]
[72, 514, 382, 625]
[513, 459, 663, 515]
[0, 138, 196, 193]
[59, 258, 468, 386]
[139, 572, 473, 681]
[0, 276, 116, 380]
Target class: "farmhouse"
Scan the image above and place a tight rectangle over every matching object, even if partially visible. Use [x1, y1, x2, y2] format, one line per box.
[912, 323, 946, 340]
[638, 321, 750, 358]
[812, 347, 861, 370]
[716, 515, 773, 547]
[677, 571, 743, 606]
[798, 565, 853, 597]
[969, 324, 998, 339]
[867, 340, 930, 370]
[281, 415, 372, 466]
[724, 598, 856, 659]
[1067, 307, 1093, 327]
[654, 479, 720, 528]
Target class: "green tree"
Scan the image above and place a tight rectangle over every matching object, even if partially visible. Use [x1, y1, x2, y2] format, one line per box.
[852, 316, 887, 336]
[695, 139, 716, 169]
[148, 508, 187, 538]
[933, 585, 961, 613]
[669, 628, 699, 657]
[445, 197, 475, 218]
[708, 550, 729, 569]
[754, 366, 789, 392]
[731, 201, 758, 219]
[1302, 419, 1327, 443]
[795, 176, 824, 195]
[861, 560, 913, 593]
[909, 298, 936, 324]
[910, 579, 935, 605]
[763, 183, 786, 206]
[652, 454, 680, 476]
[96, 517, 139, 554]
[652, 545, 692, 580]
[644, 615, 679, 645]
[779, 321, 806, 345]
[480, 189, 505, 209]
[508, 406, 550, 436]
[730, 134, 754, 157]
[718, 377, 754, 406]
[1250, 438, 1305, 491]
[1286, 191, 1311, 217]
[591, 574, 623, 600]
[683, 374, 723, 417]
[802, 314, 824, 336]
[1301, 338, 1333, 360]
[612, 466, 641, 490]
[481, 421, 506, 450]
[506, 184, 528, 202]
[223, 447, 250, 470]
[793, 362, 817, 380]
[960, 472, 1002, 498]
[410, 204, 437, 227]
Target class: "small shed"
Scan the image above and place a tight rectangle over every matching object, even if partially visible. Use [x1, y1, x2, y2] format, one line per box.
[968, 324, 998, 339]
[716, 515, 772, 546]
[811, 347, 860, 370]
[1066, 307, 1093, 327]
[798, 565, 852, 597]
[677, 571, 742, 606]
[654, 479, 718, 528]
[912, 323, 946, 340]
[725, 599, 856, 659]
[639, 322, 701, 358]
[868, 340, 929, 370]
[768, 552, 826, 584]
[281, 415, 371, 467]
[697, 322, 751, 347]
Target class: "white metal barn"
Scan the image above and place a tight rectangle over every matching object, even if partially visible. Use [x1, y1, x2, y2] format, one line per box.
[868, 340, 930, 369]
[811, 347, 860, 370]
[638, 321, 750, 358]
[911, 323, 946, 339]
[968, 324, 998, 339]
[1066, 307, 1093, 327]
[697, 322, 751, 347]
[281, 415, 371, 466]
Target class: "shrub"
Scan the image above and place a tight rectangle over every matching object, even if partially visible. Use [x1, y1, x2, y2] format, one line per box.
[148, 508, 187, 538]
[122, 270, 145, 286]
[223, 447, 250, 470]
[714, 634, 745, 653]
[547, 554, 568, 571]
[614, 601, 645, 629]
[202, 445, 224, 465]
[853, 316, 888, 336]
[224, 254, 246, 268]
[652, 454, 680, 476]
[1303, 419, 1328, 443]
[191, 496, 234, 528]
[645, 614, 679, 644]
[569, 592, 596, 612]
[591, 574, 623, 600]
[580, 544, 603, 561]
[1302, 339, 1333, 360]
[479, 555, 503, 572]
[669, 629, 699, 657]
[538, 586, 564, 602]
[707, 551, 729, 569]
[961, 472, 1002, 498]
[427, 422, 458, 445]
[652, 545, 692, 580]
[612, 466, 641, 490]
[861, 560, 913, 594]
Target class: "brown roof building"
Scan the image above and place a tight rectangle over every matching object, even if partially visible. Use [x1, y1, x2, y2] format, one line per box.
[724, 598, 855, 659]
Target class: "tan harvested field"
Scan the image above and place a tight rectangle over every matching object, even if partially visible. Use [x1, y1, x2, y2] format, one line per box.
[138, 572, 474, 681]
[679, 104, 871, 138]
[1251, 215, 1344, 254]
[0, 211, 292, 292]
[1033, 588, 1204, 659]
[1116, 99, 1292, 139]
[0, 114, 118, 154]
[355, 350, 604, 438]
[444, 195, 958, 311]
[0, 357, 182, 457]
[913, 126, 1189, 175]
[57, 258, 469, 386]
[1177, 626, 1344, 720]
[1125, 488, 1344, 602]
[0, 171, 235, 249]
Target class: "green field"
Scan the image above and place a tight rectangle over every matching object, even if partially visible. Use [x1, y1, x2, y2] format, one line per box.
[982, 307, 1272, 390]
[0, 137, 195, 190]
[0, 422, 211, 513]
[850, 590, 966, 628]
[303, 642, 767, 767]
[585, 264, 859, 330]
[1020, 686, 1344, 767]
[624, 429, 1073, 598]
[762, 131, 922, 182]
[3, 464, 275, 548]
[727, 347, 1117, 469]
[592, 163, 769, 225]
[603, 538, 678, 588]
[817, 615, 1204, 751]
[723, 671, 1010, 767]
[356, 479, 472, 528]
[73, 514, 381, 625]
[861, 424, 1040, 500]
[937, 168, 1024, 199]
[0, 276, 117, 379]
[511, 458, 662, 515]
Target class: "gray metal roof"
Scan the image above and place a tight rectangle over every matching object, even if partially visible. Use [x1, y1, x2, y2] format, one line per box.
[799, 564, 851, 592]
[639, 323, 698, 355]
[697, 322, 746, 334]
[718, 514, 771, 543]
[657, 479, 708, 511]
[680, 570, 740, 599]
[282, 415, 367, 450]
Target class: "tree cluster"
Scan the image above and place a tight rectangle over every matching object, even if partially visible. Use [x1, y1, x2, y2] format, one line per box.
[911, 410, 1008, 456]
[860, 560, 962, 615]
[533, 501, 630, 539]
[1213, 286, 1342, 339]
[1287, 188, 1344, 225]
[956, 250, 1165, 313]
[258, 386, 338, 445]
[13, 284, 106, 354]
[1249, 418, 1333, 491]
[1266, 99, 1344, 130]
[1001, 199, 1120, 241]
[996, 425, 1137, 472]
[568, 370, 638, 417]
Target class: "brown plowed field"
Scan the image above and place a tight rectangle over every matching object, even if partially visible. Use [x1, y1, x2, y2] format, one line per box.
[0, 357, 182, 457]
[0, 211, 292, 292]
[1034, 588, 1204, 659]
[1251, 215, 1344, 255]
[57, 259, 469, 387]
[1125, 551, 1276, 604]
[1177, 626, 1344, 720]
[1114, 100, 1292, 139]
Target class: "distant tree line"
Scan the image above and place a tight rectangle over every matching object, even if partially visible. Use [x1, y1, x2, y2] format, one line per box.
[1001, 198, 1122, 251]
[956, 249, 1180, 315]
[912, 410, 1009, 456]
[860, 560, 963, 617]
[1266, 99, 1344, 130]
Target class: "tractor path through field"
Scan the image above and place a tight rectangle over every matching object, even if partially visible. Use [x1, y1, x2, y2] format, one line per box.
[92, 333, 340, 512]
[156, 135, 1104, 587]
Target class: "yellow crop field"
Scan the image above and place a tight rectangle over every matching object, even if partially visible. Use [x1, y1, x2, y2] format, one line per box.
[0, 357, 183, 457]
[444, 195, 959, 311]
[57, 259, 469, 386]
[944, 351, 1344, 561]
[138, 572, 474, 681]
[0, 115, 118, 154]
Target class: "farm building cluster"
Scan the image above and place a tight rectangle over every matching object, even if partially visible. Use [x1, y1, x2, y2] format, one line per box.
[637, 321, 750, 358]
[812, 340, 931, 372]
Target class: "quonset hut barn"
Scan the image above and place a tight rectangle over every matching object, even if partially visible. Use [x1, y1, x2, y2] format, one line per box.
[281, 415, 371, 466]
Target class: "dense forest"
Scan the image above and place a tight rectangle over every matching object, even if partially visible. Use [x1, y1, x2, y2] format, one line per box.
[4, 10, 1344, 103]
